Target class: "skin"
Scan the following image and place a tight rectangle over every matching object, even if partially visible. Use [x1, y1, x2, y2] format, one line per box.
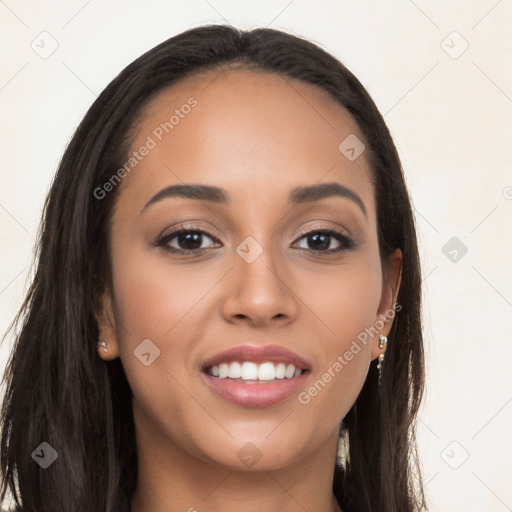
[97, 67, 402, 512]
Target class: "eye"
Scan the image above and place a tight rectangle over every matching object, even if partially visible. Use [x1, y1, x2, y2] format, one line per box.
[292, 227, 356, 254]
[155, 225, 220, 254]
[155, 224, 356, 255]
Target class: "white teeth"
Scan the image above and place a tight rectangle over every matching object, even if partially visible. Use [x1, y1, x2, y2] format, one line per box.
[241, 362, 258, 380]
[208, 361, 304, 380]
[275, 363, 286, 379]
[218, 363, 229, 379]
[285, 364, 295, 379]
[258, 362, 275, 380]
[228, 361, 242, 378]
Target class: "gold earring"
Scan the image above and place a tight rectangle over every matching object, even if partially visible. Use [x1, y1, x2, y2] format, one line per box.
[98, 340, 107, 353]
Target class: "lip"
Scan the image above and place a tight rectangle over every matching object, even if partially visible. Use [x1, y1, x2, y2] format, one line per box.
[201, 370, 310, 407]
[200, 344, 312, 371]
[200, 344, 312, 407]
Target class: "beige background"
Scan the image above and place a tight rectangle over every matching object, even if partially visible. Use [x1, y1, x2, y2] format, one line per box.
[1, 1, 511, 511]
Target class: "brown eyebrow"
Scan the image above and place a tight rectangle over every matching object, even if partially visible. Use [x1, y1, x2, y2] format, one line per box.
[140, 181, 367, 217]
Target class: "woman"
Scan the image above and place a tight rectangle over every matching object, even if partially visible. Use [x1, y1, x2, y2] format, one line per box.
[0, 25, 427, 512]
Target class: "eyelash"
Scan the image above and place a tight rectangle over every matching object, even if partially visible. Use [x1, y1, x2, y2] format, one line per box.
[155, 223, 356, 256]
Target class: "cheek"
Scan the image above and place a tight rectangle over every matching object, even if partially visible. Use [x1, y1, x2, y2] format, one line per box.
[295, 252, 382, 350]
[293, 256, 382, 416]
[110, 243, 211, 344]
[109, 250, 214, 452]
[108, 244, 208, 393]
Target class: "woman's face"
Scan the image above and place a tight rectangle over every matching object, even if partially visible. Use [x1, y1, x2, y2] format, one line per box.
[98, 68, 401, 471]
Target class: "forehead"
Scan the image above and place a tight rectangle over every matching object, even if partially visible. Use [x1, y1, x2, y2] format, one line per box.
[115, 67, 375, 220]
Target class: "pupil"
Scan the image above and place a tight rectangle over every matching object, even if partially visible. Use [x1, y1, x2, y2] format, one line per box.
[309, 233, 329, 250]
[179, 232, 201, 250]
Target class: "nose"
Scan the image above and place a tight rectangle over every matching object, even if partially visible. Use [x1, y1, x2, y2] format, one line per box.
[221, 237, 299, 327]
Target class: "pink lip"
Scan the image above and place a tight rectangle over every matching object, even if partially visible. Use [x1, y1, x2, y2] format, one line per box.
[201, 344, 312, 370]
[201, 371, 310, 407]
[200, 344, 312, 407]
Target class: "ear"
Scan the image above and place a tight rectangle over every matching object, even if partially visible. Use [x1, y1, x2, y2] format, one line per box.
[95, 284, 121, 361]
[370, 248, 402, 361]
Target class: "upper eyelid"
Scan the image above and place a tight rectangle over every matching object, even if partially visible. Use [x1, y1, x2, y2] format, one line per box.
[158, 223, 221, 241]
[294, 222, 352, 238]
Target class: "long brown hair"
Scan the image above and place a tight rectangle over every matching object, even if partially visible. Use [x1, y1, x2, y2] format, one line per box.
[0, 24, 426, 512]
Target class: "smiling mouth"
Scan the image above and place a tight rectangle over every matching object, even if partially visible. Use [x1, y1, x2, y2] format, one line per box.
[203, 361, 309, 382]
